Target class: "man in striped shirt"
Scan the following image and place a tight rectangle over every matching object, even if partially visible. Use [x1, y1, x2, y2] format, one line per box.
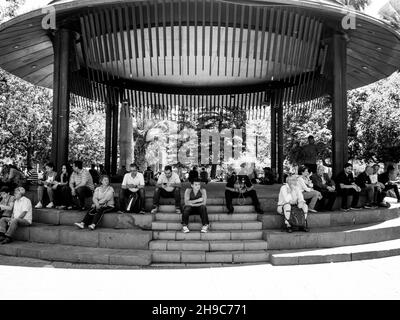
[69, 160, 94, 210]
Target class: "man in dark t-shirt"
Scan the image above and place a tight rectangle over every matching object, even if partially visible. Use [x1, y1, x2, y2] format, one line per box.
[225, 172, 263, 214]
[335, 163, 362, 211]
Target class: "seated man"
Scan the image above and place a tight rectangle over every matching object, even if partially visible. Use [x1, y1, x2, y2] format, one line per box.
[0, 187, 32, 245]
[182, 178, 209, 234]
[0, 187, 15, 218]
[379, 165, 400, 203]
[151, 166, 182, 214]
[69, 160, 95, 211]
[335, 163, 362, 212]
[262, 167, 276, 185]
[225, 172, 263, 214]
[200, 167, 210, 185]
[120, 164, 146, 214]
[35, 162, 58, 209]
[311, 166, 337, 211]
[144, 167, 155, 186]
[356, 166, 386, 208]
[188, 166, 199, 184]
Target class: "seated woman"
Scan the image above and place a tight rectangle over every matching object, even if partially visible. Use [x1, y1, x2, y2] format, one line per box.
[182, 178, 209, 234]
[35, 163, 58, 209]
[277, 175, 309, 233]
[74, 175, 115, 230]
[54, 164, 72, 210]
[297, 165, 322, 213]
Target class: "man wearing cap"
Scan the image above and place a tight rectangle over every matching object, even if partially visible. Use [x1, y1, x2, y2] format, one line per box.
[0, 187, 32, 244]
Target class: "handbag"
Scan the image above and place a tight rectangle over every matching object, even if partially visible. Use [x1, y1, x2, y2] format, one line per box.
[287, 206, 307, 230]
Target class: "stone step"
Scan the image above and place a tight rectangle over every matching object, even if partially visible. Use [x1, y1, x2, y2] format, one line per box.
[0, 241, 151, 266]
[158, 205, 258, 213]
[152, 250, 270, 264]
[270, 239, 400, 266]
[152, 221, 263, 231]
[13, 224, 152, 250]
[155, 213, 259, 222]
[260, 208, 400, 229]
[265, 217, 400, 250]
[153, 230, 264, 241]
[33, 209, 154, 230]
[149, 240, 268, 251]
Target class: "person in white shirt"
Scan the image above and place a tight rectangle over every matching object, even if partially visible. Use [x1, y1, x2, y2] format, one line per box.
[0, 187, 32, 244]
[120, 164, 146, 214]
[151, 166, 182, 214]
[277, 176, 309, 233]
[297, 166, 322, 213]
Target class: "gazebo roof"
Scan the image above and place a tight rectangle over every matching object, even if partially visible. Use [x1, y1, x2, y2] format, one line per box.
[0, 0, 399, 116]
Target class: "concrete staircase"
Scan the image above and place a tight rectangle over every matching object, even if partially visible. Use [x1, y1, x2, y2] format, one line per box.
[150, 204, 269, 264]
[2, 185, 400, 268]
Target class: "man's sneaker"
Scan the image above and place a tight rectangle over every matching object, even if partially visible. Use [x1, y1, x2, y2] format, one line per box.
[176, 208, 182, 214]
[46, 202, 54, 209]
[88, 224, 96, 231]
[201, 225, 209, 233]
[139, 210, 147, 215]
[151, 207, 159, 214]
[340, 208, 350, 212]
[364, 204, 373, 209]
[74, 222, 85, 229]
[182, 226, 190, 233]
[309, 209, 318, 213]
[350, 207, 362, 211]
[67, 206, 73, 210]
[35, 202, 43, 209]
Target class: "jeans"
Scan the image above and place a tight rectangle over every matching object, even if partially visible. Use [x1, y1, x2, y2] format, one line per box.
[74, 186, 93, 209]
[384, 184, 400, 201]
[319, 191, 337, 211]
[153, 187, 181, 209]
[82, 206, 114, 227]
[182, 205, 209, 226]
[225, 190, 261, 212]
[302, 191, 320, 210]
[0, 217, 31, 238]
[120, 189, 146, 212]
[338, 188, 360, 209]
[38, 185, 54, 203]
[55, 185, 72, 206]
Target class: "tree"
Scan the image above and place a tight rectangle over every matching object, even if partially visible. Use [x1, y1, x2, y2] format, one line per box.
[378, 0, 400, 31]
[338, 0, 371, 11]
[0, 0, 25, 22]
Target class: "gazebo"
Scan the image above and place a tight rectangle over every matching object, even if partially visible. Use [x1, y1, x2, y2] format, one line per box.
[1, 0, 399, 179]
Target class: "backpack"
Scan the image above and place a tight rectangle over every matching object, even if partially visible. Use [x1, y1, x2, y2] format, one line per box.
[125, 192, 141, 214]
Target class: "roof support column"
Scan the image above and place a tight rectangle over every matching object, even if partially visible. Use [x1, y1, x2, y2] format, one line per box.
[277, 101, 284, 184]
[270, 105, 277, 179]
[331, 33, 348, 178]
[105, 103, 112, 175]
[52, 28, 72, 170]
[111, 102, 119, 176]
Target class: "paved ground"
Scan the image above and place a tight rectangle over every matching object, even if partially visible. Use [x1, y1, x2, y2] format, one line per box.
[0, 255, 399, 299]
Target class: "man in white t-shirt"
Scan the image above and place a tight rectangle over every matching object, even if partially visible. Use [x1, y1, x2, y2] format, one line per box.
[151, 166, 182, 214]
[0, 187, 32, 244]
[120, 164, 146, 214]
